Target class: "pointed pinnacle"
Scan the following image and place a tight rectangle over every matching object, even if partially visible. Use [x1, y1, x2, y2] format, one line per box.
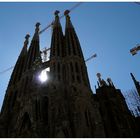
[36, 22, 41, 27]
[25, 34, 30, 40]
[35, 22, 41, 33]
[24, 34, 30, 46]
[96, 73, 101, 79]
[64, 10, 70, 16]
[54, 10, 60, 16]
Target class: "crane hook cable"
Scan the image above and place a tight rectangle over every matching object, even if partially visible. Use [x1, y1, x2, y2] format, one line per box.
[39, 2, 83, 34]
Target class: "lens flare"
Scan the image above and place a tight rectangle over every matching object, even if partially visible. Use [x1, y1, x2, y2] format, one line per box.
[39, 70, 48, 83]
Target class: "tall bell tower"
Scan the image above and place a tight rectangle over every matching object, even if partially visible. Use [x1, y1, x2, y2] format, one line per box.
[47, 10, 105, 137]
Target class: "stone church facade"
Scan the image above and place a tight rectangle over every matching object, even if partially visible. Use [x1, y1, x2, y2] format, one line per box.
[0, 10, 138, 138]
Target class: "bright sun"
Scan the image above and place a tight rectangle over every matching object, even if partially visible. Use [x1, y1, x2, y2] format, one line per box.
[38, 69, 49, 83]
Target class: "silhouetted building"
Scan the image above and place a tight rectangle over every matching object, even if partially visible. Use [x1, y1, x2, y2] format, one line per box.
[0, 10, 138, 138]
[95, 74, 137, 137]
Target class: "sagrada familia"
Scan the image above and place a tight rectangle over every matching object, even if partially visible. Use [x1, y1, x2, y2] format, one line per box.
[0, 10, 140, 138]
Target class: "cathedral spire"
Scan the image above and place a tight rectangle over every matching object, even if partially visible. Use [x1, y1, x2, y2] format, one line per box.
[64, 10, 83, 57]
[64, 10, 91, 88]
[50, 10, 65, 82]
[64, 10, 73, 29]
[50, 10, 65, 58]
[8, 34, 30, 87]
[26, 22, 41, 70]
[1, 34, 30, 117]
[130, 73, 140, 96]
[53, 10, 62, 28]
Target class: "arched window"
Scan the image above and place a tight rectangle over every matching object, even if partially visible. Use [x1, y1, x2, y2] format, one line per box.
[72, 86, 77, 92]
[81, 65, 87, 86]
[58, 75, 61, 81]
[56, 63, 61, 81]
[62, 128, 69, 138]
[40, 97, 49, 124]
[57, 63, 60, 73]
[18, 59, 25, 81]
[75, 62, 79, 73]
[70, 62, 74, 72]
[72, 75, 75, 82]
[11, 90, 18, 108]
[53, 62, 56, 73]
[77, 75, 81, 83]
[51, 34, 55, 56]
[74, 33, 82, 57]
[57, 32, 60, 57]
[24, 77, 28, 92]
[62, 64, 66, 82]
[27, 46, 35, 69]
[20, 112, 31, 134]
[77, 46, 81, 57]
[35, 100, 38, 120]
[71, 33, 76, 55]
[67, 34, 71, 55]
[85, 110, 90, 127]
[70, 62, 75, 82]
[61, 36, 65, 57]
[35, 99, 42, 121]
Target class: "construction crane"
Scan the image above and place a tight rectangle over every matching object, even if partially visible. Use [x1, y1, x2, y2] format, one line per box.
[39, 2, 83, 34]
[85, 53, 97, 62]
[40, 50, 98, 64]
[0, 2, 83, 75]
[0, 2, 97, 75]
[130, 44, 140, 56]
[0, 51, 97, 75]
[0, 66, 14, 75]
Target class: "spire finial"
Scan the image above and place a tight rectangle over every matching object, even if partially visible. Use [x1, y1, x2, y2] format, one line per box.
[64, 9, 73, 29]
[97, 73, 102, 86]
[64, 10, 70, 16]
[25, 34, 30, 40]
[53, 10, 62, 28]
[24, 34, 30, 47]
[36, 22, 40, 27]
[54, 10, 60, 16]
[64, 10, 70, 19]
[97, 73, 101, 79]
[107, 78, 112, 86]
[96, 73, 107, 87]
[35, 22, 41, 33]
[107, 77, 115, 87]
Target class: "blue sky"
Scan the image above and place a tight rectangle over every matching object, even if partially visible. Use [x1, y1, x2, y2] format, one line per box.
[0, 2, 140, 109]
